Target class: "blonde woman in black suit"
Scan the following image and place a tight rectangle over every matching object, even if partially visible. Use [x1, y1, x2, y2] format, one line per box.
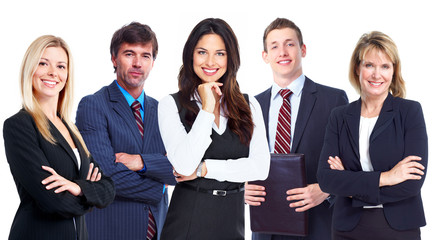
[3, 35, 115, 240]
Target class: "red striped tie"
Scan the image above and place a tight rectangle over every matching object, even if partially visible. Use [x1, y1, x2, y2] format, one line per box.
[131, 101, 144, 137]
[274, 89, 293, 154]
[131, 101, 157, 239]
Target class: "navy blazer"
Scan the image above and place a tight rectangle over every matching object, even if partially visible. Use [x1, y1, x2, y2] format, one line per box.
[317, 93, 428, 231]
[253, 77, 348, 240]
[76, 81, 176, 240]
[3, 110, 115, 240]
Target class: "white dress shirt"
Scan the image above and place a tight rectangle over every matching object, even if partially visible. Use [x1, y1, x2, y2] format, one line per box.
[268, 75, 305, 153]
[158, 93, 270, 183]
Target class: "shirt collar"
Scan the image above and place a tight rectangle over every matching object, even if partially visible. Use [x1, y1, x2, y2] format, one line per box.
[115, 80, 145, 109]
[271, 74, 305, 100]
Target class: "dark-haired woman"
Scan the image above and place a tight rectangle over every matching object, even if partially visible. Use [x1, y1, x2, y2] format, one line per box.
[158, 18, 270, 239]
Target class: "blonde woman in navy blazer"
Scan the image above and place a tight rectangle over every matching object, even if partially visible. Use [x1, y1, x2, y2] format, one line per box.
[317, 31, 427, 240]
[3, 35, 115, 240]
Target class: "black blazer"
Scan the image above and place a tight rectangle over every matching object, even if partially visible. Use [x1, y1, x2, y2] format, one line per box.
[254, 77, 348, 240]
[3, 109, 115, 240]
[317, 93, 428, 231]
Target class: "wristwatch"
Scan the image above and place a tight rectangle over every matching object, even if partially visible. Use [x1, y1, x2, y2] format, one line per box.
[197, 162, 204, 177]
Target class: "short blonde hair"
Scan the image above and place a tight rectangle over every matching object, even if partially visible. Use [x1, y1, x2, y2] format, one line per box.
[349, 31, 406, 98]
[20, 35, 89, 156]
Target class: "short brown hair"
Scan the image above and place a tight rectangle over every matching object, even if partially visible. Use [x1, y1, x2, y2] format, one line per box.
[263, 18, 303, 52]
[110, 22, 158, 71]
[349, 31, 405, 98]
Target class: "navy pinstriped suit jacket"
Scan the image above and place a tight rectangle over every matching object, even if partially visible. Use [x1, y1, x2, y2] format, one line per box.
[253, 77, 348, 240]
[76, 81, 176, 240]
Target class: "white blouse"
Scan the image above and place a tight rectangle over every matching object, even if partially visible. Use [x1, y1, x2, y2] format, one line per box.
[158, 94, 270, 183]
[72, 148, 81, 170]
[359, 116, 383, 208]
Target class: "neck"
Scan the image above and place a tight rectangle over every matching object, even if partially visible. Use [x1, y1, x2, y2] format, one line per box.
[117, 80, 144, 99]
[36, 96, 59, 121]
[273, 72, 302, 89]
[361, 94, 387, 118]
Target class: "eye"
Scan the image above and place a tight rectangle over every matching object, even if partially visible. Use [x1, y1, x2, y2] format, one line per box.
[287, 43, 295, 47]
[39, 62, 48, 66]
[365, 63, 373, 68]
[271, 45, 277, 50]
[382, 64, 391, 69]
[216, 52, 225, 56]
[197, 50, 206, 55]
[58, 65, 66, 70]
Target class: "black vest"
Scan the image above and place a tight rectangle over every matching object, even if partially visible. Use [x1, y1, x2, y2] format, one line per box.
[171, 92, 249, 189]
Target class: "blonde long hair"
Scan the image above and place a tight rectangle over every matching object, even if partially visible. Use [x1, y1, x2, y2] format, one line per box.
[20, 35, 89, 156]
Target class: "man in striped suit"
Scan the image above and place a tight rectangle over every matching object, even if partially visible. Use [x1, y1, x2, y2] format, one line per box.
[76, 22, 176, 240]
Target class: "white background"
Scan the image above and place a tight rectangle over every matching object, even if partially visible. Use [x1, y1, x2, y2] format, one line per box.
[1, 0, 431, 238]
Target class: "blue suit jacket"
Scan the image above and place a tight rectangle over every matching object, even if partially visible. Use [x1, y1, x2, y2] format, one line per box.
[253, 77, 348, 240]
[317, 93, 428, 232]
[76, 81, 176, 240]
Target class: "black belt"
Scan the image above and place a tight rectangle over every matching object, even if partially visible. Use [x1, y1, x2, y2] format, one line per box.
[181, 183, 245, 197]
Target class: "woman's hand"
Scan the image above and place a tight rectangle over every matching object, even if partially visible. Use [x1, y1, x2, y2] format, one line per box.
[328, 156, 345, 170]
[197, 82, 223, 113]
[173, 162, 207, 183]
[41, 166, 82, 196]
[380, 156, 424, 187]
[87, 163, 101, 182]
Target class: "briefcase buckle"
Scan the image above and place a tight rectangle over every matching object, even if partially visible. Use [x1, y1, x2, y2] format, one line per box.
[213, 190, 227, 196]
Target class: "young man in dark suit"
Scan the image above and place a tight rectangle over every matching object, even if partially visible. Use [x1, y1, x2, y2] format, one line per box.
[75, 22, 176, 240]
[245, 18, 348, 240]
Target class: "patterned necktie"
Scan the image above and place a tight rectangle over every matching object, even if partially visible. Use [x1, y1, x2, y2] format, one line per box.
[274, 89, 293, 154]
[131, 101, 144, 137]
[131, 101, 156, 239]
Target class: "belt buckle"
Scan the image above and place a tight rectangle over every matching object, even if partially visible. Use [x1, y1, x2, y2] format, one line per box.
[212, 190, 227, 197]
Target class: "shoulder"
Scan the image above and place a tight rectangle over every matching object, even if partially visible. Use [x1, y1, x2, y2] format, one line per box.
[145, 94, 159, 106]
[3, 109, 38, 138]
[392, 96, 423, 116]
[4, 109, 34, 128]
[255, 87, 272, 100]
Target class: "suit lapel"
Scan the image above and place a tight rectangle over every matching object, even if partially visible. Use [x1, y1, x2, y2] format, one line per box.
[49, 121, 78, 168]
[67, 124, 90, 179]
[142, 94, 156, 151]
[108, 82, 143, 146]
[344, 99, 361, 160]
[292, 77, 317, 152]
[370, 93, 395, 143]
[257, 87, 272, 145]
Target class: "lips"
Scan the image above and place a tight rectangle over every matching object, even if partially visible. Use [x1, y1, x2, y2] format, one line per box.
[368, 81, 383, 86]
[41, 79, 58, 88]
[202, 68, 218, 76]
[278, 59, 292, 65]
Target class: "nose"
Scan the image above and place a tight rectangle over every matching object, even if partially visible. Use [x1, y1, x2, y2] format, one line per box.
[132, 56, 142, 68]
[279, 46, 289, 57]
[205, 55, 215, 67]
[47, 65, 58, 78]
[372, 68, 380, 79]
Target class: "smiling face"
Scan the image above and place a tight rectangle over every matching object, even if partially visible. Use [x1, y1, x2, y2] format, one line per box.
[112, 42, 154, 96]
[193, 34, 228, 83]
[262, 27, 306, 86]
[358, 49, 394, 100]
[32, 46, 68, 102]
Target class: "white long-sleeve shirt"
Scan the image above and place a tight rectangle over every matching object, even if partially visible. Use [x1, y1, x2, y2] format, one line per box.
[158, 93, 270, 183]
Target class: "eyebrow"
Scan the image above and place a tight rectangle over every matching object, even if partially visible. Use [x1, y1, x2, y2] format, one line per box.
[122, 49, 152, 56]
[270, 39, 294, 45]
[40, 57, 67, 65]
[195, 47, 226, 52]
